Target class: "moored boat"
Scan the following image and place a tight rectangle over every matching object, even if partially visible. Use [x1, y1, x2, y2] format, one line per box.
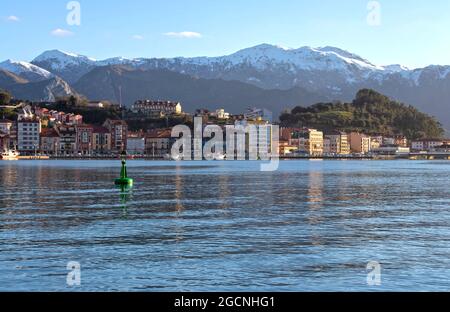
[0, 150, 20, 160]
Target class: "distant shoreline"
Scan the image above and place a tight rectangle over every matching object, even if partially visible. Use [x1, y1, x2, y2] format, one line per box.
[2, 155, 448, 161]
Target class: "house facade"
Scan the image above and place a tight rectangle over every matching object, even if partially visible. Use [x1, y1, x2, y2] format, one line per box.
[145, 129, 173, 157]
[55, 125, 77, 156]
[103, 119, 128, 153]
[349, 132, 371, 154]
[40, 128, 60, 155]
[76, 124, 94, 155]
[92, 126, 112, 155]
[324, 132, 350, 155]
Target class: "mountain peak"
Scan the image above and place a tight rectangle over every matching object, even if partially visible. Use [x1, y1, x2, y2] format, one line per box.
[33, 49, 97, 64]
[0, 59, 54, 81]
[382, 64, 410, 73]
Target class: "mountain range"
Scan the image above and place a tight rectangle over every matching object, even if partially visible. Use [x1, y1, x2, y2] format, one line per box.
[1, 44, 449, 129]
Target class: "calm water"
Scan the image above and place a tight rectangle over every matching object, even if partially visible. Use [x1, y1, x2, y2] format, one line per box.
[1, 160, 450, 291]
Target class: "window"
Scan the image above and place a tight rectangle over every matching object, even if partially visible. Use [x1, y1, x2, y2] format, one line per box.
[82, 132, 89, 143]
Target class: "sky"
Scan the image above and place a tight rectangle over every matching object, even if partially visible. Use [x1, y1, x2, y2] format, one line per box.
[1, 0, 450, 69]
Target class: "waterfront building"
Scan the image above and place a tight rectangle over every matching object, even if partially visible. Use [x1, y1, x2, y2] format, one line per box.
[411, 138, 446, 151]
[280, 127, 294, 142]
[370, 139, 381, 150]
[55, 124, 77, 156]
[278, 140, 298, 156]
[383, 137, 396, 146]
[324, 131, 350, 155]
[17, 118, 41, 155]
[131, 100, 182, 118]
[92, 126, 112, 155]
[40, 128, 60, 156]
[127, 132, 146, 155]
[372, 145, 411, 155]
[435, 143, 450, 153]
[411, 138, 450, 152]
[323, 138, 331, 154]
[145, 129, 173, 157]
[76, 124, 94, 155]
[103, 119, 128, 153]
[395, 136, 408, 147]
[235, 119, 274, 158]
[349, 132, 371, 154]
[291, 128, 324, 156]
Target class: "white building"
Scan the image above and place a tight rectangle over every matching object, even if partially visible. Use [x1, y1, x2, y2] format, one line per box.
[131, 100, 182, 117]
[17, 118, 41, 154]
[411, 139, 446, 151]
[373, 146, 410, 155]
[215, 109, 230, 120]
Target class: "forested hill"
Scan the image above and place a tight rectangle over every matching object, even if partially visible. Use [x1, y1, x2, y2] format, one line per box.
[280, 89, 445, 140]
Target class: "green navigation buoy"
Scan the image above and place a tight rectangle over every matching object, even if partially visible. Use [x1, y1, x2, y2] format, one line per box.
[115, 151, 134, 186]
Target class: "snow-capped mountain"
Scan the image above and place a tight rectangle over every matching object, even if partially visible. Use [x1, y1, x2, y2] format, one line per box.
[2, 44, 450, 128]
[33, 49, 97, 69]
[0, 59, 54, 82]
[29, 44, 450, 93]
[32, 50, 98, 83]
[32, 50, 149, 83]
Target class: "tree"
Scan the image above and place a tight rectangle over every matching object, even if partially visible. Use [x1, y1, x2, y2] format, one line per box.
[0, 89, 11, 105]
[69, 95, 78, 106]
[279, 89, 445, 140]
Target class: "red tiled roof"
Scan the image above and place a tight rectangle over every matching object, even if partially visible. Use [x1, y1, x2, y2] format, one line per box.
[146, 129, 172, 139]
[92, 126, 110, 134]
[76, 124, 94, 129]
[41, 128, 59, 138]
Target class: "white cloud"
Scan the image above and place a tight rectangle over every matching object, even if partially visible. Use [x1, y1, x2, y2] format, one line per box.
[6, 15, 20, 22]
[51, 28, 74, 37]
[164, 31, 202, 39]
[132, 34, 144, 40]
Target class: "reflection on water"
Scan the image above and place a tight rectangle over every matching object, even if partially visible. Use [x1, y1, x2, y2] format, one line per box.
[117, 185, 133, 218]
[1, 160, 450, 291]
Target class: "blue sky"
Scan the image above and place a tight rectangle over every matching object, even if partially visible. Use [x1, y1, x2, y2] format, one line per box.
[1, 0, 450, 68]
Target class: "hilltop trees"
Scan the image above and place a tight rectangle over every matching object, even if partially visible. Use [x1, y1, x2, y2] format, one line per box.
[280, 89, 444, 140]
[0, 89, 11, 105]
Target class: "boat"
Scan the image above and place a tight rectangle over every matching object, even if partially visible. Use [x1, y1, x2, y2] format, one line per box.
[213, 153, 226, 160]
[0, 150, 19, 160]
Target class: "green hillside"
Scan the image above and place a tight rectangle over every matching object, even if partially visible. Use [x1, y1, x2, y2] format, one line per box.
[280, 89, 444, 140]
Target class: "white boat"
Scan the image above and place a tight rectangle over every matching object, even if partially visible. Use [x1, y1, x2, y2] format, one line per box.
[213, 153, 226, 160]
[0, 150, 19, 160]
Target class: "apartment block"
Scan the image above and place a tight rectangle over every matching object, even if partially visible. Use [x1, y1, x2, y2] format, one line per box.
[349, 132, 371, 154]
[17, 118, 41, 154]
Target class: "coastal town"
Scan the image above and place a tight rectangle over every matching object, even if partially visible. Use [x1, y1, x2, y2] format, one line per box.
[1, 98, 449, 160]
